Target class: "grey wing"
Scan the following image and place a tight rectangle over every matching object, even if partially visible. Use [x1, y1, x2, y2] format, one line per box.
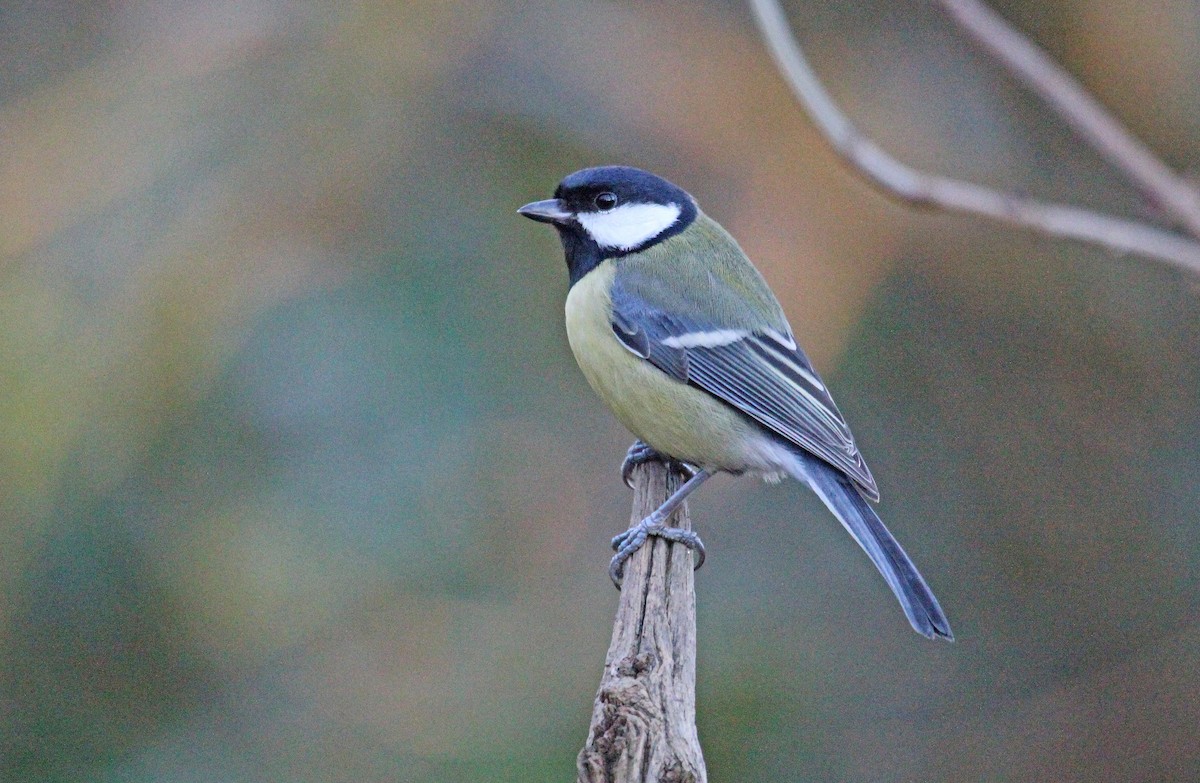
[610, 281, 880, 502]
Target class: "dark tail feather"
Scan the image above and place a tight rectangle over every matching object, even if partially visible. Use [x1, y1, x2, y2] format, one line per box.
[799, 457, 953, 641]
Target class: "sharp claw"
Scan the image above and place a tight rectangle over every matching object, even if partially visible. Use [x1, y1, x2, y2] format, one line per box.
[608, 558, 624, 588]
[620, 440, 658, 489]
[620, 441, 699, 488]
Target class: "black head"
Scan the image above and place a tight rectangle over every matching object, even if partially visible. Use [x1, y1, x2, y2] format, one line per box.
[518, 166, 698, 286]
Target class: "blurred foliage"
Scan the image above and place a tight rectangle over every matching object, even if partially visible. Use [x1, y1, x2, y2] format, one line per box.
[2, 1, 1199, 781]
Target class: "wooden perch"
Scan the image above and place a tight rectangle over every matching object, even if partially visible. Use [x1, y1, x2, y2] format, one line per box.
[577, 460, 707, 783]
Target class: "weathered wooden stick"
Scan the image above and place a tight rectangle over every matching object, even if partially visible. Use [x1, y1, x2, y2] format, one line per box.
[577, 460, 707, 783]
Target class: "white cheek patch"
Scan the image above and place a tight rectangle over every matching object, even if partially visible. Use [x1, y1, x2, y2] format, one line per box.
[576, 202, 682, 251]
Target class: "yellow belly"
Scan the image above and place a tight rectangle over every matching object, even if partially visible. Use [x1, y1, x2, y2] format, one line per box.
[564, 262, 768, 471]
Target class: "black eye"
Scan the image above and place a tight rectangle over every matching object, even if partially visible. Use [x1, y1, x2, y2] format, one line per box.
[594, 192, 618, 211]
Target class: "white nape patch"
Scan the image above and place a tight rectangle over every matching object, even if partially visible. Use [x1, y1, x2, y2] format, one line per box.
[576, 202, 682, 251]
[661, 329, 748, 349]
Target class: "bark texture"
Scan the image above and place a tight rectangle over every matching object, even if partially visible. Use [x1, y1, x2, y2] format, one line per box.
[577, 461, 707, 783]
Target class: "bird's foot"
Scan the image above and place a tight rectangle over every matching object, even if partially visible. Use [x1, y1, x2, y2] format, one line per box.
[608, 513, 706, 587]
[620, 440, 696, 489]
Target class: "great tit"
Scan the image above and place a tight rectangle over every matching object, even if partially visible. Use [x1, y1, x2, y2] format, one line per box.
[519, 166, 952, 641]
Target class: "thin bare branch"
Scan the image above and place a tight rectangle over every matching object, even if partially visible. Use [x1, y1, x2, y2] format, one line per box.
[934, 0, 1200, 237]
[747, 0, 1200, 276]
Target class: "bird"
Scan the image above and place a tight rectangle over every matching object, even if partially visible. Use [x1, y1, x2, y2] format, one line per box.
[518, 165, 952, 641]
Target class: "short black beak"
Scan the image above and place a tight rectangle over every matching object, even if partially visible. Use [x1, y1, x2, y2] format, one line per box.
[518, 198, 572, 225]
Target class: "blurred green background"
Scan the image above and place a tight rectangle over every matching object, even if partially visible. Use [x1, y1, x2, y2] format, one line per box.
[3, 1, 1199, 781]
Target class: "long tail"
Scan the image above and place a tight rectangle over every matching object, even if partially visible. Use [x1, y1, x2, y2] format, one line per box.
[788, 453, 953, 641]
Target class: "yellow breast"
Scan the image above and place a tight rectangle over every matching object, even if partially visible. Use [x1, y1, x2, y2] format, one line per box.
[564, 262, 768, 471]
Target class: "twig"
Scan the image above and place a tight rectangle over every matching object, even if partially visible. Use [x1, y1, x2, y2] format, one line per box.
[933, 0, 1200, 236]
[746, 0, 1200, 276]
[577, 461, 707, 783]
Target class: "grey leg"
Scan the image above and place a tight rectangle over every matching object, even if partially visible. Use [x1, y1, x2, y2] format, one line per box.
[609, 468, 712, 586]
